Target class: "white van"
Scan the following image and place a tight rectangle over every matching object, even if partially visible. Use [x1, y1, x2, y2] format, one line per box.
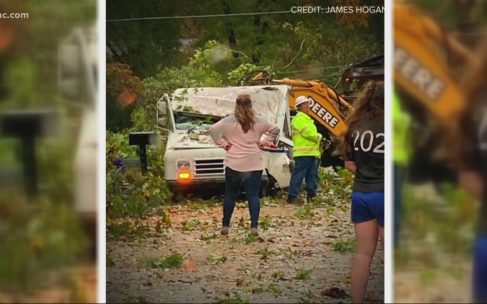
[157, 85, 295, 194]
[58, 25, 97, 253]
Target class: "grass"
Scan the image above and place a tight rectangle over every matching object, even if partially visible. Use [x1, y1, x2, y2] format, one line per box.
[256, 247, 272, 260]
[299, 289, 317, 304]
[295, 268, 313, 280]
[200, 233, 219, 242]
[148, 251, 183, 269]
[260, 196, 276, 207]
[259, 216, 274, 231]
[396, 183, 477, 271]
[331, 239, 356, 253]
[325, 206, 335, 216]
[207, 253, 227, 265]
[107, 221, 133, 237]
[294, 205, 314, 220]
[267, 282, 282, 295]
[244, 233, 260, 244]
[219, 296, 249, 304]
[107, 220, 149, 238]
[124, 296, 150, 304]
[243, 284, 264, 294]
[271, 271, 285, 281]
[160, 208, 173, 227]
[420, 267, 437, 286]
[107, 256, 115, 267]
[181, 219, 202, 231]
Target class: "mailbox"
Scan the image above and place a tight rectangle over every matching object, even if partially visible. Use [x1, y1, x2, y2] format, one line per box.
[128, 131, 157, 173]
[128, 131, 157, 146]
[0, 110, 57, 138]
[0, 110, 57, 197]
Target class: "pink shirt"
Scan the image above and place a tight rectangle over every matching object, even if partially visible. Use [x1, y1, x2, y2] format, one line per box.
[209, 115, 279, 172]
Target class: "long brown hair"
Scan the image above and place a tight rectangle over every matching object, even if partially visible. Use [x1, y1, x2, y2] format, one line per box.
[460, 41, 487, 168]
[335, 81, 384, 159]
[235, 94, 255, 133]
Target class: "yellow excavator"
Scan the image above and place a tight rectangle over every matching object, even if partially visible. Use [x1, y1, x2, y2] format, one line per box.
[394, 1, 479, 182]
[273, 77, 356, 168]
[242, 69, 377, 169]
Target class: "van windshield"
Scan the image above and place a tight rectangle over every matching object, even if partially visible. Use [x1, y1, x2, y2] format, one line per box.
[174, 111, 222, 130]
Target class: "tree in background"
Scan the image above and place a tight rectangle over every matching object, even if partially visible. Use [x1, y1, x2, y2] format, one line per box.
[107, 0, 384, 129]
[107, 62, 143, 132]
[106, 0, 383, 79]
[0, 0, 96, 299]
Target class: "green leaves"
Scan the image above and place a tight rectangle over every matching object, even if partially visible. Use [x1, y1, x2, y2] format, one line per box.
[4, 57, 38, 107]
[295, 268, 313, 280]
[106, 62, 144, 132]
[331, 239, 356, 253]
[207, 253, 227, 265]
[294, 205, 315, 220]
[149, 252, 184, 269]
[0, 196, 87, 291]
[106, 129, 171, 221]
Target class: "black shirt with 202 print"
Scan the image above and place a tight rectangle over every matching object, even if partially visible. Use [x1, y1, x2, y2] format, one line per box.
[464, 101, 487, 236]
[347, 115, 384, 193]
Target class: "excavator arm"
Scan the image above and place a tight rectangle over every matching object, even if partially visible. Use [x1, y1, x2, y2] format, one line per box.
[394, 2, 475, 128]
[394, 2, 478, 182]
[244, 67, 376, 169]
[273, 78, 353, 137]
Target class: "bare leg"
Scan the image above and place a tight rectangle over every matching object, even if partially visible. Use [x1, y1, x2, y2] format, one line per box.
[351, 219, 379, 303]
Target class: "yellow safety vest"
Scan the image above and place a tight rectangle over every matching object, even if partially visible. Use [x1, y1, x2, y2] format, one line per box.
[393, 92, 411, 165]
[292, 111, 322, 157]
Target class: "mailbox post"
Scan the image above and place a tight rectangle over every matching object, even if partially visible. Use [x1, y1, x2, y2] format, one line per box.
[128, 131, 156, 174]
[0, 110, 57, 197]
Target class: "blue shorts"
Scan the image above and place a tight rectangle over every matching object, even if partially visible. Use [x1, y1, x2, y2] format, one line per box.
[351, 191, 384, 227]
[474, 236, 487, 301]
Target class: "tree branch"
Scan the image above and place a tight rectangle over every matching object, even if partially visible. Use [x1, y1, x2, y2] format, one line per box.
[280, 39, 305, 70]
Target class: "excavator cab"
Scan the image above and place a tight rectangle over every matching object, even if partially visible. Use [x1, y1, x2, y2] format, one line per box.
[240, 65, 385, 170]
[394, 2, 479, 185]
[339, 54, 384, 99]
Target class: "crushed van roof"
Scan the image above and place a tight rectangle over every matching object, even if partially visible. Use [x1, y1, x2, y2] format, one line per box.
[171, 85, 289, 122]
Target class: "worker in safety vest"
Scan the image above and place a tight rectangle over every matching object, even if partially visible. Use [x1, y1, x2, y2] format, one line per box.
[393, 92, 411, 247]
[287, 95, 322, 203]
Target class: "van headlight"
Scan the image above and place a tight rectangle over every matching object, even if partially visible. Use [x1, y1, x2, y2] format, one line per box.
[177, 160, 190, 169]
[177, 160, 191, 183]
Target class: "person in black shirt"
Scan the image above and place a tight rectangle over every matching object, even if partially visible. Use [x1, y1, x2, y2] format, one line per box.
[459, 49, 487, 302]
[336, 81, 384, 303]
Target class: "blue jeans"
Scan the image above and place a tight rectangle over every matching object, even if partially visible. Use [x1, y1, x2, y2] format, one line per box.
[223, 167, 262, 228]
[288, 156, 319, 199]
[394, 164, 405, 247]
[474, 236, 487, 302]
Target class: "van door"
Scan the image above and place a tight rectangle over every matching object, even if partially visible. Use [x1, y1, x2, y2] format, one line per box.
[157, 94, 176, 132]
[262, 100, 293, 188]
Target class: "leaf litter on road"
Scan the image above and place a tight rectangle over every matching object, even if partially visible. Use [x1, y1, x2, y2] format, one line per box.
[107, 187, 383, 303]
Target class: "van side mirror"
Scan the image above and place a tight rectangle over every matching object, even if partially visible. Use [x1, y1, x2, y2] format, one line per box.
[58, 27, 97, 106]
[158, 117, 168, 127]
[157, 99, 169, 128]
[58, 42, 82, 100]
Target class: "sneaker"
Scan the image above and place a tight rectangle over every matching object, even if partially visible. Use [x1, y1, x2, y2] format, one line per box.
[250, 227, 259, 236]
[221, 226, 229, 235]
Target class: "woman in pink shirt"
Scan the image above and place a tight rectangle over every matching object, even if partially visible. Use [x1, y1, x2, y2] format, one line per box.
[209, 94, 279, 236]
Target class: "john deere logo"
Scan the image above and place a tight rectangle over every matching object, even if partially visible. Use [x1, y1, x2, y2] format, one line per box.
[395, 46, 445, 101]
[307, 97, 339, 128]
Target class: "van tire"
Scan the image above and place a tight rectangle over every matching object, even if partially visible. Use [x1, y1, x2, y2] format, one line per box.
[260, 172, 277, 197]
[259, 180, 269, 197]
